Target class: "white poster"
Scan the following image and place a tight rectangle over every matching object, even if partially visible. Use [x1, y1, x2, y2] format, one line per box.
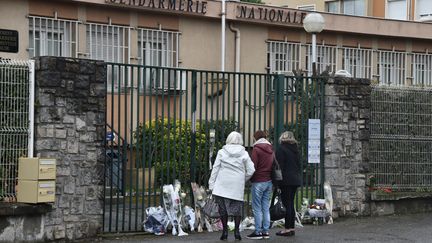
[308, 119, 321, 163]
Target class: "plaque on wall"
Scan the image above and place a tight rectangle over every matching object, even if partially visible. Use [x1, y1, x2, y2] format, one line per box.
[0, 29, 18, 53]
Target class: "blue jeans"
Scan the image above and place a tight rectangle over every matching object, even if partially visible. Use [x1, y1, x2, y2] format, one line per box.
[251, 181, 272, 234]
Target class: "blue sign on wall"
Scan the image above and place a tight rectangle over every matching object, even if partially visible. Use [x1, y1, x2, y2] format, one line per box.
[106, 132, 115, 141]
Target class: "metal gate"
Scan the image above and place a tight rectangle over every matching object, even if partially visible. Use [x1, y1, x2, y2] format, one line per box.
[103, 63, 325, 232]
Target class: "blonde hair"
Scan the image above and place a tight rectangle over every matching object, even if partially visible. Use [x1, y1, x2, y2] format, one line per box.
[279, 131, 297, 144]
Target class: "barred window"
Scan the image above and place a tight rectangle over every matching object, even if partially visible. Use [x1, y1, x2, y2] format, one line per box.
[28, 16, 78, 58]
[412, 53, 432, 86]
[267, 41, 301, 74]
[86, 23, 130, 63]
[306, 44, 337, 75]
[137, 28, 181, 91]
[342, 47, 372, 79]
[86, 23, 130, 92]
[377, 51, 406, 86]
[138, 28, 179, 67]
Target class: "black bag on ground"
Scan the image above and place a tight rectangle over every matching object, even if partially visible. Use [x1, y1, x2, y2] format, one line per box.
[269, 188, 286, 221]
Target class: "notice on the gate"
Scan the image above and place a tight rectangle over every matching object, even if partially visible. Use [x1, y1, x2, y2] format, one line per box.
[308, 119, 320, 163]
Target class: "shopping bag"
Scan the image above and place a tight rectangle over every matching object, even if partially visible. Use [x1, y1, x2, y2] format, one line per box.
[270, 188, 286, 221]
[202, 195, 220, 218]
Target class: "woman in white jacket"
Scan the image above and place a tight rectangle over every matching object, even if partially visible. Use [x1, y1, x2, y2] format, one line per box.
[208, 131, 256, 241]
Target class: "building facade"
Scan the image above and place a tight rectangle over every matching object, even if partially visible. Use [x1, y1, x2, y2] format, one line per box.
[266, 0, 432, 22]
[0, 0, 431, 87]
[0, 2, 431, 239]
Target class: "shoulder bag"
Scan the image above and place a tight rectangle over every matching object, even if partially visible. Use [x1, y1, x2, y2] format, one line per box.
[271, 153, 283, 183]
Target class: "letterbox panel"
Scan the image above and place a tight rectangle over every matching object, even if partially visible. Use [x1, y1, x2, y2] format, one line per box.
[18, 157, 39, 180]
[37, 181, 56, 202]
[38, 159, 56, 180]
[18, 158, 56, 180]
[17, 180, 56, 203]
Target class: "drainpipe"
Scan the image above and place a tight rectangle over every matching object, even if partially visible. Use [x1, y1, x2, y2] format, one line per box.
[221, 0, 226, 71]
[229, 23, 240, 123]
[408, 0, 412, 20]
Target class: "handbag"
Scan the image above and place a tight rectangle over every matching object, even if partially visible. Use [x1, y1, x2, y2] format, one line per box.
[202, 194, 220, 218]
[271, 153, 283, 182]
[269, 188, 286, 221]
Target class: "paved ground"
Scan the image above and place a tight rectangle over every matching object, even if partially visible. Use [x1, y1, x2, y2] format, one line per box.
[86, 213, 432, 243]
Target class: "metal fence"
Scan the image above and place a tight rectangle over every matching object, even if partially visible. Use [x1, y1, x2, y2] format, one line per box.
[103, 63, 326, 232]
[370, 85, 432, 191]
[0, 59, 35, 202]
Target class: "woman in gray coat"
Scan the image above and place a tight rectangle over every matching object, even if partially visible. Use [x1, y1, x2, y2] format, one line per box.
[208, 131, 256, 241]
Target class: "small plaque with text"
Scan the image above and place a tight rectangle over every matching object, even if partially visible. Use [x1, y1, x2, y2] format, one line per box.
[0, 29, 18, 53]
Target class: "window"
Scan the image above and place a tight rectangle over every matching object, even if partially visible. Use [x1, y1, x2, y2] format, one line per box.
[306, 45, 337, 76]
[377, 51, 406, 86]
[343, 0, 366, 16]
[138, 29, 179, 67]
[326, 1, 340, 13]
[297, 5, 316, 11]
[342, 48, 372, 79]
[412, 54, 432, 86]
[29, 16, 78, 58]
[86, 23, 130, 92]
[267, 41, 301, 73]
[387, 0, 407, 20]
[138, 28, 181, 91]
[415, 0, 432, 20]
[86, 23, 130, 63]
[267, 41, 301, 94]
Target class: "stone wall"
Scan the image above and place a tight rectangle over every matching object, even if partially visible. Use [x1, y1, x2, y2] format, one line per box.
[34, 57, 106, 241]
[324, 77, 371, 217]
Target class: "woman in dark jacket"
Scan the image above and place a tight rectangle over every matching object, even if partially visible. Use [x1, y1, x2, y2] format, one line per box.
[274, 131, 301, 236]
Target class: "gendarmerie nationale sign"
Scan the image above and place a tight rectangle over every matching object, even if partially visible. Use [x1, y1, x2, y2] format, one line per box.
[106, 0, 208, 14]
[0, 29, 18, 53]
[236, 5, 307, 25]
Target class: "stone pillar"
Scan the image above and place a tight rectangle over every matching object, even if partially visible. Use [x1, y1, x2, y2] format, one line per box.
[324, 77, 371, 217]
[34, 57, 106, 240]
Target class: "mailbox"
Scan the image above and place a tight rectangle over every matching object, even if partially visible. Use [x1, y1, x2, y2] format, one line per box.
[17, 180, 56, 203]
[17, 157, 56, 203]
[18, 158, 56, 180]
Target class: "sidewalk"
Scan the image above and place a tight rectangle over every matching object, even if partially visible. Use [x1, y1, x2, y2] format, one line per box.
[90, 213, 432, 243]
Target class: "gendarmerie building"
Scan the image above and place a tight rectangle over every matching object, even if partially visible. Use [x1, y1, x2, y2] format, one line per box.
[1, 1, 432, 239]
[1, 0, 431, 86]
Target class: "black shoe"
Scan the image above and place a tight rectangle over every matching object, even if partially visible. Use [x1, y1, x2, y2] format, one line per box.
[234, 230, 242, 241]
[246, 232, 263, 240]
[220, 230, 228, 241]
[276, 230, 295, 236]
[262, 232, 270, 239]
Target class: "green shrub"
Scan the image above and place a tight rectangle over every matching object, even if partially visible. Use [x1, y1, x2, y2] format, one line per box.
[133, 118, 238, 187]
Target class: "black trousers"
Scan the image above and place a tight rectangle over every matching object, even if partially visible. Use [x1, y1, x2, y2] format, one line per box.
[279, 185, 298, 229]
